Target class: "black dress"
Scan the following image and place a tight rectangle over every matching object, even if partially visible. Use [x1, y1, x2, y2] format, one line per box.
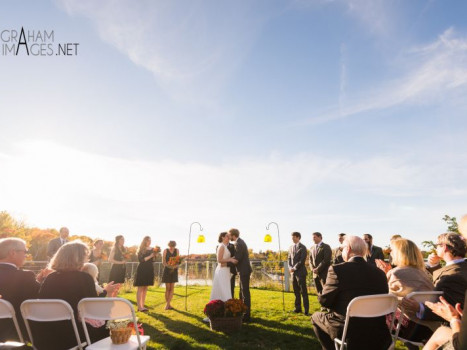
[109, 247, 126, 283]
[162, 249, 179, 283]
[134, 249, 155, 286]
[33, 271, 107, 350]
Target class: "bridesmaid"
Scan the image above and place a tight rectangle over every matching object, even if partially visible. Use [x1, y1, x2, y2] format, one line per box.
[162, 241, 179, 310]
[89, 239, 104, 266]
[134, 236, 156, 312]
[108, 235, 126, 283]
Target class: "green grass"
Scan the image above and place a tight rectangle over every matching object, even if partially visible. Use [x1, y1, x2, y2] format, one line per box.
[120, 286, 407, 350]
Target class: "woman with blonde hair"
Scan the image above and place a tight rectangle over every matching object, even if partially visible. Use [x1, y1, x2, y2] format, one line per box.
[133, 236, 156, 312]
[376, 238, 434, 343]
[37, 241, 119, 349]
[108, 235, 127, 283]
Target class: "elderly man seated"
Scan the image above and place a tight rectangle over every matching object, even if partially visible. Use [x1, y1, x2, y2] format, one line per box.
[0, 237, 40, 342]
[311, 235, 392, 350]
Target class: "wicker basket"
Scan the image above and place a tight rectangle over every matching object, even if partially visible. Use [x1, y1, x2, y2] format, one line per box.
[110, 327, 132, 344]
[209, 316, 242, 333]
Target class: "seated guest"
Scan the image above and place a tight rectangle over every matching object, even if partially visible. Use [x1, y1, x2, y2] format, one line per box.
[0, 238, 40, 342]
[423, 215, 467, 350]
[401, 233, 467, 324]
[376, 238, 434, 341]
[82, 262, 119, 297]
[34, 241, 118, 350]
[311, 235, 392, 350]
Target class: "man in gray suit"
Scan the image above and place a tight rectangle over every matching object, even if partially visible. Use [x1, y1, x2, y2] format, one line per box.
[229, 228, 252, 322]
[309, 232, 332, 295]
[47, 227, 69, 259]
[288, 232, 309, 315]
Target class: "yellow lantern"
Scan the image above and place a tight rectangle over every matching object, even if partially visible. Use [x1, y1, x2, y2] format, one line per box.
[264, 234, 272, 243]
[197, 234, 205, 243]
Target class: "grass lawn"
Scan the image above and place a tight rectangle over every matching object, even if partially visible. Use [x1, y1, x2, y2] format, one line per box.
[120, 286, 408, 350]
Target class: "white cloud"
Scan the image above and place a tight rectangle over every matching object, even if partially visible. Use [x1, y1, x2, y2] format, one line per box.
[0, 140, 465, 251]
[55, 0, 270, 107]
[304, 28, 467, 124]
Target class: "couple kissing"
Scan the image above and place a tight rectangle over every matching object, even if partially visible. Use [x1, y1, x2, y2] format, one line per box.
[209, 228, 252, 322]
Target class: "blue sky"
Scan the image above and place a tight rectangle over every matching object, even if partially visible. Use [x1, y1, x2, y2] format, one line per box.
[0, 0, 466, 253]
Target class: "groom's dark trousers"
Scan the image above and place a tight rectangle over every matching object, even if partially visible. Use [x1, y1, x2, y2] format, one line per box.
[235, 237, 252, 319]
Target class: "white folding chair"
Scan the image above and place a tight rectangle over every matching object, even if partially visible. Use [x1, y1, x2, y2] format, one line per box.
[0, 299, 25, 347]
[78, 297, 150, 350]
[334, 294, 398, 350]
[20, 299, 85, 350]
[393, 291, 443, 349]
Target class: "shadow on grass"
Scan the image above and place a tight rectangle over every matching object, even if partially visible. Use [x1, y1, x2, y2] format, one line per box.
[153, 312, 320, 350]
[142, 322, 198, 350]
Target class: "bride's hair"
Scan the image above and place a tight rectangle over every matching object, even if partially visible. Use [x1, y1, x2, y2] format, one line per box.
[218, 232, 228, 243]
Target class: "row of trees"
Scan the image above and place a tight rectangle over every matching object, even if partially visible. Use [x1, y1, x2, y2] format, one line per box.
[0, 211, 460, 262]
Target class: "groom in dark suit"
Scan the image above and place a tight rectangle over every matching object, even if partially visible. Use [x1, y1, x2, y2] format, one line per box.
[229, 228, 252, 322]
[288, 232, 309, 315]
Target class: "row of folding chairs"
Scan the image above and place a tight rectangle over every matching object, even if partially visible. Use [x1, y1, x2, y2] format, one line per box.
[333, 291, 443, 350]
[0, 297, 150, 350]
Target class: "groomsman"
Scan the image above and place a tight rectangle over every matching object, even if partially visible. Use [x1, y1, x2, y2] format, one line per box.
[288, 232, 309, 315]
[363, 233, 384, 265]
[309, 232, 332, 295]
[47, 227, 69, 259]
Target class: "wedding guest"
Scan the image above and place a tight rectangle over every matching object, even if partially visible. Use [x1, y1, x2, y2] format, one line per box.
[401, 233, 467, 324]
[36, 241, 118, 349]
[376, 238, 434, 342]
[108, 235, 127, 284]
[82, 262, 119, 297]
[333, 233, 346, 265]
[311, 235, 392, 350]
[387, 234, 402, 266]
[288, 232, 309, 315]
[423, 215, 467, 350]
[0, 237, 40, 342]
[309, 232, 332, 295]
[47, 227, 69, 259]
[363, 233, 384, 265]
[162, 241, 180, 310]
[134, 236, 156, 312]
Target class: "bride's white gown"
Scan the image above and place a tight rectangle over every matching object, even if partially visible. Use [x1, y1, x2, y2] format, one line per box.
[210, 243, 232, 301]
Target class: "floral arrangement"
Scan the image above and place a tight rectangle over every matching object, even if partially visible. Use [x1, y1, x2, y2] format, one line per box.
[224, 299, 248, 317]
[168, 255, 181, 267]
[204, 299, 247, 319]
[106, 318, 134, 330]
[153, 246, 161, 254]
[101, 252, 108, 261]
[123, 253, 131, 260]
[204, 300, 225, 318]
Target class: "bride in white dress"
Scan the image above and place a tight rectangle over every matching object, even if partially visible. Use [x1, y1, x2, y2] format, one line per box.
[210, 232, 237, 301]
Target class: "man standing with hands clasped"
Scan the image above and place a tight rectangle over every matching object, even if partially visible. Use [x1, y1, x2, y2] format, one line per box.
[288, 232, 309, 315]
[309, 232, 332, 296]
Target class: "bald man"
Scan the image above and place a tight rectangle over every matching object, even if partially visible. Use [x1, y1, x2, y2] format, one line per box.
[311, 235, 391, 350]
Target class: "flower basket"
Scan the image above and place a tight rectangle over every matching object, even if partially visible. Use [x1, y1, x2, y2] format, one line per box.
[209, 315, 242, 333]
[110, 327, 132, 344]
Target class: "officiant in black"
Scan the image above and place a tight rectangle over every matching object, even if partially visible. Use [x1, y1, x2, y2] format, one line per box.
[226, 242, 237, 297]
[288, 231, 309, 315]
